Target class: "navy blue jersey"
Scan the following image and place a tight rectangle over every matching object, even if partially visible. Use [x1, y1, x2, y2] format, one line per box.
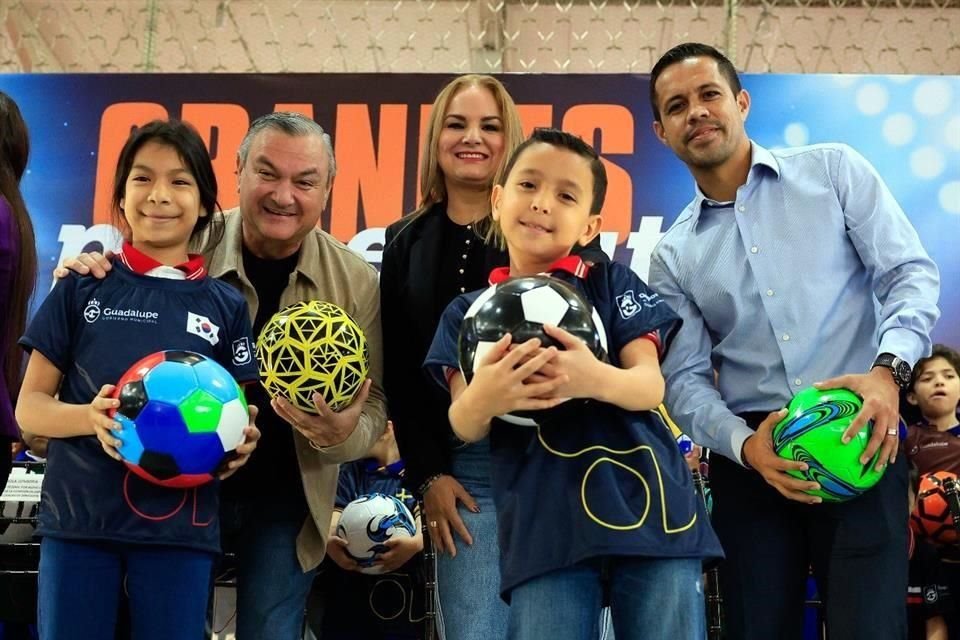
[19, 261, 257, 553]
[335, 459, 418, 516]
[325, 459, 424, 636]
[425, 261, 723, 596]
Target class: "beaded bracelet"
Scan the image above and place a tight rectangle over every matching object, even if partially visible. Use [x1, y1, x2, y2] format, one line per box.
[417, 473, 445, 497]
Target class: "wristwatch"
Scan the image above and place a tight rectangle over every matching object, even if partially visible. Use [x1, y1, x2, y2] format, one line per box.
[872, 353, 912, 390]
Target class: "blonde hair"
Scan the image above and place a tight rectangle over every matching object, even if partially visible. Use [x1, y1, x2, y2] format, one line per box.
[410, 75, 523, 227]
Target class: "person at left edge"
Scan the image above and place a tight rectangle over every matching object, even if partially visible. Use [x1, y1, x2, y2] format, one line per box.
[16, 120, 261, 640]
[0, 90, 37, 497]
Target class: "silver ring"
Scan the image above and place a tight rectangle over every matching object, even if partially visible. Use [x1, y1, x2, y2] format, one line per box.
[886, 428, 898, 437]
[429, 520, 438, 528]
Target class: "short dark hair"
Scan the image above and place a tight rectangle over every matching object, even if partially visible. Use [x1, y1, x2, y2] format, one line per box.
[910, 344, 960, 392]
[498, 127, 607, 215]
[649, 42, 742, 122]
[112, 119, 221, 243]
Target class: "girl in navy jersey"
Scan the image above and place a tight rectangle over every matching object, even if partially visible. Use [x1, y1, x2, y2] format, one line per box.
[425, 129, 721, 640]
[16, 120, 260, 640]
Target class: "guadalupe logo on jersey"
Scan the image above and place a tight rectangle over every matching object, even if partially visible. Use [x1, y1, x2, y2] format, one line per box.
[83, 298, 101, 324]
[232, 338, 252, 366]
[187, 311, 220, 346]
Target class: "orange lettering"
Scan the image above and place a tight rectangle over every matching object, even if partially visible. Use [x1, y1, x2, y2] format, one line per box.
[93, 103, 168, 224]
[180, 104, 250, 212]
[330, 104, 407, 240]
[562, 105, 634, 244]
[517, 105, 553, 136]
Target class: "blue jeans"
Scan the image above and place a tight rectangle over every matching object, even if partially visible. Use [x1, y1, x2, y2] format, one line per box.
[231, 516, 317, 640]
[37, 538, 214, 640]
[507, 557, 705, 640]
[435, 438, 509, 640]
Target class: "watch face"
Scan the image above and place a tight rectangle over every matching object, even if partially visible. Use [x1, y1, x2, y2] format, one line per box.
[895, 359, 912, 385]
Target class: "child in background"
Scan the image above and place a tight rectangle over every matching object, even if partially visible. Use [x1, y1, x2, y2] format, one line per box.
[905, 345, 960, 475]
[424, 128, 721, 640]
[15, 120, 260, 640]
[907, 468, 953, 640]
[319, 420, 425, 639]
[904, 345, 960, 640]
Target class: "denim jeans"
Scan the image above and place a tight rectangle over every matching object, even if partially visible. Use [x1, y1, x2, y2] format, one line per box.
[230, 516, 318, 640]
[435, 437, 509, 640]
[38, 538, 214, 640]
[507, 556, 705, 640]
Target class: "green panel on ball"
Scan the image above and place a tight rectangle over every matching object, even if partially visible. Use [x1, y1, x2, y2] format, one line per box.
[180, 389, 223, 434]
[772, 387, 885, 502]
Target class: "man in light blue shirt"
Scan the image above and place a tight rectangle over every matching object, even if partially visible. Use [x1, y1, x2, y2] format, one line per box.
[648, 43, 940, 639]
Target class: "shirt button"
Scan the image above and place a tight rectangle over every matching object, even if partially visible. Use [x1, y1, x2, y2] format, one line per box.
[460, 287, 466, 293]
[466, 225, 472, 230]
[738, 205, 745, 212]
[794, 378, 803, 386]
[465, 239, 471, 245]
[459, 268, 464, 274]
[462, 254, 468, 259]
[766, 289, 774, 296]
[750, 246, 759, 254]
[782, 333, 790, 341]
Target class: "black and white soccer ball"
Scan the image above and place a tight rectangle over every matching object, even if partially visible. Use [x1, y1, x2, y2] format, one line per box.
[457, 275, 607, 426]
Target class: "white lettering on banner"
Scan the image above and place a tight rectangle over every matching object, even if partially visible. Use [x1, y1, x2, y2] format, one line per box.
[626, 216, 665, 282]
[56, 218, 665, 282]
[55, 224, 124, 290]
[348, 227, 386, 264]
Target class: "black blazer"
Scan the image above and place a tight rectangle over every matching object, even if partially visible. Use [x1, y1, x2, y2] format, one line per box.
[380, 203, 607, 492]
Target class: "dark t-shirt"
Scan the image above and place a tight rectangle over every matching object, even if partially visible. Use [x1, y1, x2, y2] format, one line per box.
[19, 262, 257, 553]
[221, 245, 305, 512]
[320, 458, 424, 638]
[908, 529, 955, 640]
[425, 261, 723, 596]
[906, 422, 960, 477]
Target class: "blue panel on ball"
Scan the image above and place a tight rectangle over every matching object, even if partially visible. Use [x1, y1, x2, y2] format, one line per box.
[142, 361, 200, 406]
[192, 358, 239, 404]
[135, 401, 226, 476]
[135, 401, 191, 452]
[114, 414, 144, 465]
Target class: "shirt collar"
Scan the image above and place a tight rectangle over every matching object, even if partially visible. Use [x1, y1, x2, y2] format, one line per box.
[118, 242, 206, 280]
[205, 209, 322, 289]
[689, 140, 781, 228]
[487, 255, 590, 285]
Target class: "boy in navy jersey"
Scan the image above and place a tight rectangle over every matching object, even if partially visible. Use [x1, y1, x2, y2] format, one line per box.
[424, 128, 721, 639]
[317, 420, 425, 639]
[16, 120, 260, 640]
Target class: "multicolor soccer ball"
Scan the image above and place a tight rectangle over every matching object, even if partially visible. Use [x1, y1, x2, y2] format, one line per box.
[772, 387, 886, 502]
[458, 275, 607, 426]
[911, 471, 960, 546]
[336, 493, 416, 575]
[110, 350, 249, 488]
[256, 301, 369, 413]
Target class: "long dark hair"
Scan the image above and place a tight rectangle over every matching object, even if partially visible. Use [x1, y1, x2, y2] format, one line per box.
[0, 91, 37, 407]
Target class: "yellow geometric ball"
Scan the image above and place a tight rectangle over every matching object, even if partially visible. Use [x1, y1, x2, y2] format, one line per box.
[256, 300, 369, 414]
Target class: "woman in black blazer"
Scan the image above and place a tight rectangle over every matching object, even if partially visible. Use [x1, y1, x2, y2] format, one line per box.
[381, 75, 606, 639]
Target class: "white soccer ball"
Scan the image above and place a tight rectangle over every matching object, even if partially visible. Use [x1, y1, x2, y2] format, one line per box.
[336, 493, 416, 575]
[458, 275, 607, 426]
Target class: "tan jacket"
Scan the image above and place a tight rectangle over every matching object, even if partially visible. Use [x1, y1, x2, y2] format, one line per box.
[204, 210, 387, 571]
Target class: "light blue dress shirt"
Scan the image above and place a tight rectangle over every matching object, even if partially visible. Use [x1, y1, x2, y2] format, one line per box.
[649, 142, 940, 465]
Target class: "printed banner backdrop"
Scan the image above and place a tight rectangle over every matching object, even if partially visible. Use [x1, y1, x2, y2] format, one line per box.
[1, 73, 957, 347]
